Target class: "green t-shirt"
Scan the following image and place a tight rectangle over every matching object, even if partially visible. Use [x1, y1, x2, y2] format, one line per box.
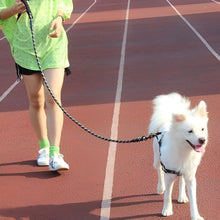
[0, 0, 73, 70]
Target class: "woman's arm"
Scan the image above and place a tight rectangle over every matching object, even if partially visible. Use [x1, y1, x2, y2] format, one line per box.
[0, 0, 26, 20]
[49, 10, 65, 38]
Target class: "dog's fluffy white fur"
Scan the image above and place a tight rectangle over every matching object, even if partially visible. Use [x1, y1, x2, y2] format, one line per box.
[149, 93, 208, 220]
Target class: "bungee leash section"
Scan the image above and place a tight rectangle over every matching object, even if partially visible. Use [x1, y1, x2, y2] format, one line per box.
[21, 0, 161, 143]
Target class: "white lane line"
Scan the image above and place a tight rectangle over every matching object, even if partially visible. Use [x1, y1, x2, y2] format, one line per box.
[100, 0, 130, 219]
[211, 0, 220, 4]
[0, 36, 6, 41]
[0, 78, 21, 102]
[66, 0, 97, 32]
[166, 0, 220, 62]
[0, 1, 96, 102]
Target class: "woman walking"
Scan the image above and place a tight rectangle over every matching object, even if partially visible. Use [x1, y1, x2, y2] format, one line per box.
[0, 0, 73, 171]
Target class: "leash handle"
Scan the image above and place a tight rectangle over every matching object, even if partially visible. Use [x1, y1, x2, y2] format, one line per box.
[21, 0, 33, 19]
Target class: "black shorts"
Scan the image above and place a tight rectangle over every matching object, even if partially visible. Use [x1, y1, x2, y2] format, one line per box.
[15, 63, 71, 79]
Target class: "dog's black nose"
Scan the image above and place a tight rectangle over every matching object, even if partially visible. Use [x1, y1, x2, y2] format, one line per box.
[199, 138, 205, 145]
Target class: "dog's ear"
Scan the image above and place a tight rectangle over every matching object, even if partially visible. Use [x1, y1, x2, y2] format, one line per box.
[194, 101, 208, 118]
[173, 114, 186, 122]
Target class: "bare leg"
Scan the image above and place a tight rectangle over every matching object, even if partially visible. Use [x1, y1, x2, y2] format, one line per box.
[43, 68, 65, 147]
[23, 74, 48, 141]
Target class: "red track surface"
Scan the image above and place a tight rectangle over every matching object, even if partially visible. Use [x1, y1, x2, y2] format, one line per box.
[0, 0, 219, 219]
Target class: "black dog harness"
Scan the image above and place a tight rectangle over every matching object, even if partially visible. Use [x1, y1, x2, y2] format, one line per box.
[157, 133, 182, 176]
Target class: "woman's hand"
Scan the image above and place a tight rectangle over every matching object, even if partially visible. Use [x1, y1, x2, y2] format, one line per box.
[0, 0, 26, 19]
[13, 0, 26, 14]
[49, 16, 63, 38]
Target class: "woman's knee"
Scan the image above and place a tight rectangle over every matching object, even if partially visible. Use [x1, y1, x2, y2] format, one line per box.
[43, 68, 64, 107]
[45, 92, 61, 107]
[23, 74, 45, 110]
[29, 93, 45, 110]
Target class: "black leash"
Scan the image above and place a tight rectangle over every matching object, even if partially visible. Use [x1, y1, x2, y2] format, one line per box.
[21, 0, 161, 143]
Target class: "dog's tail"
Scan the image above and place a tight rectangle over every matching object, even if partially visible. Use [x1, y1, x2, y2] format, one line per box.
[149, 93, 190, 134]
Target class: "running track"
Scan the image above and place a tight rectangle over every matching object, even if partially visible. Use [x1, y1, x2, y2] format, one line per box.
[0, 0, 219, 219]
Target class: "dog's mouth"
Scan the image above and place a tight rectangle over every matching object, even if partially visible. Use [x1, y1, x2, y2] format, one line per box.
[186, 140, 205, 153]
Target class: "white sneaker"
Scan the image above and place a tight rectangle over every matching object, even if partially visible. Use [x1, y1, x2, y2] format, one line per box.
[37, 148, 49, 166]
[49, 153, 69, 171]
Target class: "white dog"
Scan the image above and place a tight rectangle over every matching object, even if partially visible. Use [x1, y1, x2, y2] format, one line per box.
[149, 93, 208, 220]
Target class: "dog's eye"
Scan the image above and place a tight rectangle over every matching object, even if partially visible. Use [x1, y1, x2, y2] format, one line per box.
[202, 128, 204, 131]
[188, 130, 193, 133]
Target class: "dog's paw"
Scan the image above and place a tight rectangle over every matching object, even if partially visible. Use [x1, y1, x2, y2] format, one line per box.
[162, 208, 173, 216]
[192, 216, 204, 220]
[157, 185, 165, 195]
[178, 195, 189, 203]
[157, 188, 165, 195]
